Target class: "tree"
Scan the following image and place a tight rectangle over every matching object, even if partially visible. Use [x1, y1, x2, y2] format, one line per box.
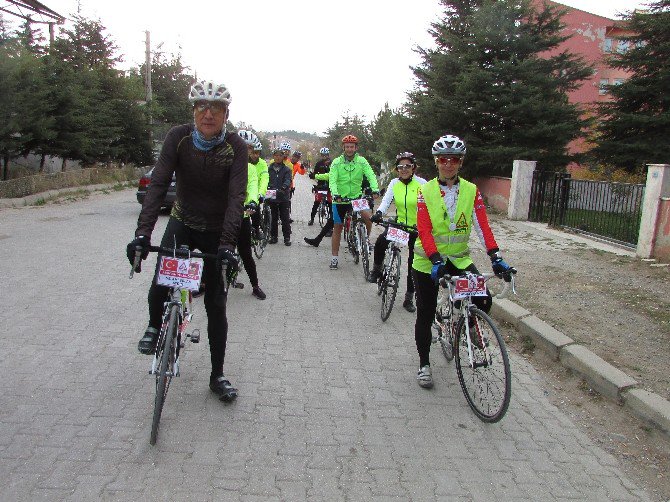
[135, 46, 195, 134]
[323, 112, 377, 171]
[591, 0, 670, 172]
[402, 0, 592, 177]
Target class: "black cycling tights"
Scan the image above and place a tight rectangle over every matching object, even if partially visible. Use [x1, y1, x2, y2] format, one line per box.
[147, 217, 228, 379]
[237, 217, 259, 289]
[412, 263, 492, 368]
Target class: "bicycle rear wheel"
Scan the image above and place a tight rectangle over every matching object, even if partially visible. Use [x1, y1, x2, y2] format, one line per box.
[151, 303, 178, 445]
[357, 223, 369, 280]
[380, 249, 401, 321]
[454, 308, 511, 423]
[433, 302, 455, 362]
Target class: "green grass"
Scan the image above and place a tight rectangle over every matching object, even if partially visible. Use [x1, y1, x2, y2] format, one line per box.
[561, 208, 640, 244]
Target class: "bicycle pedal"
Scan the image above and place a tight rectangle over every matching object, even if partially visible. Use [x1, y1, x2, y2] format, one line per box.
[188, 329, 201, 343]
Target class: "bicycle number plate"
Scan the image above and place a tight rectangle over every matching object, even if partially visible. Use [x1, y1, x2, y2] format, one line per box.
[351, 198, 370, 212]
[453, 275, 487, 300]
[265, 189, 277, 200]
[386, 227, 410, 246]
[156, 257, 203, 292]
[317, 191, 328, 195]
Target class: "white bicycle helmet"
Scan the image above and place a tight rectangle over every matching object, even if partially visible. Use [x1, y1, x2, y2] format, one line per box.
[238, 130, 259, 146]
[431, 135, 466, 156]
[319, 147, 330, 155]
[279, 141, 291, 151]
[252, 139, 262, 151]
[188, 80, 232, 104]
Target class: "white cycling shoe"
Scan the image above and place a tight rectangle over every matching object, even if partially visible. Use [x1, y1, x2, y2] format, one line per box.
[417, 365, 434, 389]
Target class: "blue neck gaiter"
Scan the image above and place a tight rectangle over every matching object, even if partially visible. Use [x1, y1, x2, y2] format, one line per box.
[192, 127, 227, 151]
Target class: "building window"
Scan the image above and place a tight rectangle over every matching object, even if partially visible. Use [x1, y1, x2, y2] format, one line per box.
[613, 78, 625, 86]
[604, 38, 613, 53]
[599, 79, 609, 95]
[617, 40, 630, 53]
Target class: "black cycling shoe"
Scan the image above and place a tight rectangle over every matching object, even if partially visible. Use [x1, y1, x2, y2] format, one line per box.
[137, 327, 159, 355]
[368, 269, 382, 283]
[209, 375, 238, 402]
[402, 292, 416, 313]
[304, 237, 319, 247]
[268, 237, 278, 244]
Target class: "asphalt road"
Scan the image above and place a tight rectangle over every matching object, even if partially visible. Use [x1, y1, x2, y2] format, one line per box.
[0, 175, 651, 501]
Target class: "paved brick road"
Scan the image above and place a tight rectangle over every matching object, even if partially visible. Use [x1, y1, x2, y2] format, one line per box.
[0, 175, 650, 500]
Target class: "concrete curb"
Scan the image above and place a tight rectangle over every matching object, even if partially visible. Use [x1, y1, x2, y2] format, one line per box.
[492, 297, 670, 438]
[0, 183, 126, 209]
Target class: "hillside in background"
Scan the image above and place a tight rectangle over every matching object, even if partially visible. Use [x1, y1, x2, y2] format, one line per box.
[258, 130, 326, 164]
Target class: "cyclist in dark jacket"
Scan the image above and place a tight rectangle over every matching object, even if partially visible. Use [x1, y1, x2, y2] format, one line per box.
[267, 148, 292, 245]
[126, 80, 247, 402]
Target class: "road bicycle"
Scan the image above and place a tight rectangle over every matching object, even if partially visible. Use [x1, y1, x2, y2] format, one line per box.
[340, 197, 371, 280]
[373, 219, 417, 321]
[130, 245, 236, 444]
[252, 201, 271, 259]
[432, 268, 516, 422]
[315, 189, 331, 228]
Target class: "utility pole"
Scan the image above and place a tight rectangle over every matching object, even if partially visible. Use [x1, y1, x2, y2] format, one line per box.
[145, 30, 153, 142]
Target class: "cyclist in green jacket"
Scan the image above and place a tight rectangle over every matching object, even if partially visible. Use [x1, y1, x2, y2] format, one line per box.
[304, 134, 379, 270]
[237, 130, 266, 300]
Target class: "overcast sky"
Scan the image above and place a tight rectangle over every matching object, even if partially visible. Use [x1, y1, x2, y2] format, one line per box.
[28, 0, 650, 134]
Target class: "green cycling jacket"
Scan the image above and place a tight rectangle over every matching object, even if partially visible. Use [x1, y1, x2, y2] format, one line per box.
[329, 153, 379, 202]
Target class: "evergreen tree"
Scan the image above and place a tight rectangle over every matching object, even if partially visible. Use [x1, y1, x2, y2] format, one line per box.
[403, 0, 592, 176]
[591, 0, 670, 172]
[324, 113, 376, 170]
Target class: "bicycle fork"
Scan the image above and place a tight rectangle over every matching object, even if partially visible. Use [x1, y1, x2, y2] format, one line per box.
[463, 308, 491, 369]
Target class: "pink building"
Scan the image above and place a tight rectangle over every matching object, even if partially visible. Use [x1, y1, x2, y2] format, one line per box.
[534, 1, 635, 155]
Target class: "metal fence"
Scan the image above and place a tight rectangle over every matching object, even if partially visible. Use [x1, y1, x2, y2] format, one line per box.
[529, 171, 645, 248]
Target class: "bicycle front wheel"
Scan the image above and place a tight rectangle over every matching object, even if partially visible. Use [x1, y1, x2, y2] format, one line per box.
[454, 308, 511, 423]
[349, 221, 359, 264]
[253, 222, 265, 259]
[151, 304, 178, 445]
[318, 201, 327, 227]
[380, 249, 401, 321]
[357, 223, 369, 280]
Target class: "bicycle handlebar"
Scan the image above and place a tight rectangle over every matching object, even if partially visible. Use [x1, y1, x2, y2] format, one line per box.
[374, 218, 418, 237]
[438, 269, 517, 299]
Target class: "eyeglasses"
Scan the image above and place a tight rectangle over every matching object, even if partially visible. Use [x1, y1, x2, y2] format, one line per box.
[436, 156, 462, 164]
[396, 164, 414, 170]
[194, 101, 226, 114]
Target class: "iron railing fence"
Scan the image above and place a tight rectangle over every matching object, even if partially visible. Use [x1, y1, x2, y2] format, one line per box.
[528, 171, 644, 248]
[561, 179, 645, 248]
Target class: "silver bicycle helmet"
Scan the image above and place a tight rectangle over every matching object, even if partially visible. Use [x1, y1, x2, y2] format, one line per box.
[252, 139, 263, 151]
[238, 130, 259, 146]
[279, 141, 291, 151]
[188, 80, 232, 104]
[395, 151, 416, 163]
[319, 147, 330, 155]
[431, 135, 466, 156]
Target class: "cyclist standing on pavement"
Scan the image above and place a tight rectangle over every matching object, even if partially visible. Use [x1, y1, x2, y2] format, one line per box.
[411, 134, 513, 389]
[369, 152, 427, 313]
[289, 150, 305, 221]
[304, 134, 379, 270]
[308, 147, 332, 226]
[126, 80, 246, 401]
[247, 135, 269, 239]
[267, 147, 293, 246]
[237, 130, 267, 300]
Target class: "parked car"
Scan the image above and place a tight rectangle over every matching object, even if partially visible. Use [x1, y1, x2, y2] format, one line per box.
[136, 168, 176, 209]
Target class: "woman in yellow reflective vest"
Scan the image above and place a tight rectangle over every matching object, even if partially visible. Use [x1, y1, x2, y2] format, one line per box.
[412, 135, 513, 389]
[369, 152, 427, 312]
